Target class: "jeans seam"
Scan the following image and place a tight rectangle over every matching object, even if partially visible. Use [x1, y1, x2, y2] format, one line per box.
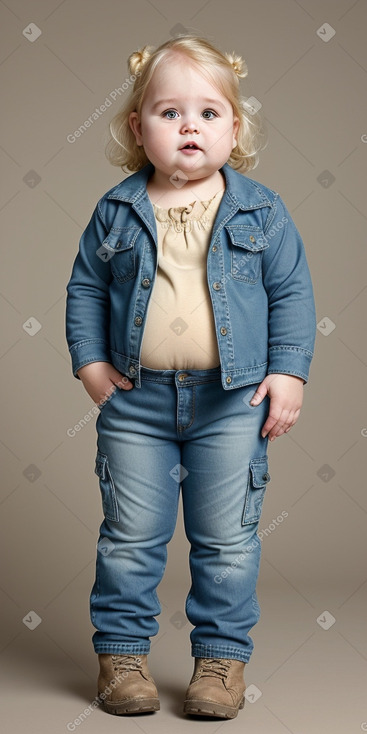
[177, 385, 196, 433]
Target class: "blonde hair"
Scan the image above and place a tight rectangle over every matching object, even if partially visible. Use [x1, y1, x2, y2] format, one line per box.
[105, 34, 267, 174]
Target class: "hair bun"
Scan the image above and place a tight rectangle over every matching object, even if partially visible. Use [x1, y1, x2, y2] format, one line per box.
[225, 52, 248, 79]
[128, 45, 154, 76]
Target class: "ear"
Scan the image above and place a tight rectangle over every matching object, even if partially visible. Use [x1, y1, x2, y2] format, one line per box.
[232, 116, 240, 149]
[129, 111, 143, 146]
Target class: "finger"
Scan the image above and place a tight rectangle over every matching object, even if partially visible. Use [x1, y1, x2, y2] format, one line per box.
[260, 415, 279, 438]
[115, 375, 134, 390]
[99, 383, 119, 404]
[268, 409, 300, 440]
[250, 383, 268, 406]
[265, 408, 293, 439]
[260, 398, 286, 437]
[283, 409, 301, 434]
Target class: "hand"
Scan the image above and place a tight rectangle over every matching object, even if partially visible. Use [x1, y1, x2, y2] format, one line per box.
[250, 374, 304, 441]
[76, 362, 133, 406]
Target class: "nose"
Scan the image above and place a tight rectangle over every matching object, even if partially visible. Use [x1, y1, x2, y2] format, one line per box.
[181, 119, 200, 134]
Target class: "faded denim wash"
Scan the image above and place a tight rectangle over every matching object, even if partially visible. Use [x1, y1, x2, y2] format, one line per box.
[66, 162, 316, 390]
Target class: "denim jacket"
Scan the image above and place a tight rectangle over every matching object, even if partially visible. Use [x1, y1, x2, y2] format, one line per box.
[65, 162, 316, 390]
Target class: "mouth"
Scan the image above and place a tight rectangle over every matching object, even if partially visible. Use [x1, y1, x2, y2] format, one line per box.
[179, 142, 201, 151]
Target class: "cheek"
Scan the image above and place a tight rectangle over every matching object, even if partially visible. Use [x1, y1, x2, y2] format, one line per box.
[143, 122, 165, 143]
[209, 129, 234, 150]
[148, 126, 177, 151]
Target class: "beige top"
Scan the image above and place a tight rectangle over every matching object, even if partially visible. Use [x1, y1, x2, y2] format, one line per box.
[140, 189, 224, 370]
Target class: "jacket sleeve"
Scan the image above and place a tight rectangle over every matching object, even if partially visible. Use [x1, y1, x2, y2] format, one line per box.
[261, 194, 317, 384]
[65, 199, 113, 379]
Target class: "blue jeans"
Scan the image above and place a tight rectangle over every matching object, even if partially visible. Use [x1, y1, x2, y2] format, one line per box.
[91, 365, 270, 663]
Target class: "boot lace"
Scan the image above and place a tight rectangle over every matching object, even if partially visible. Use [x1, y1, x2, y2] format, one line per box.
[111, 655, 143, 673]
[198, 658, 232, 680]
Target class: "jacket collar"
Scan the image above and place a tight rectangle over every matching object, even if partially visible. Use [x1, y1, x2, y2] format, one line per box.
[105, 162, 273, 211]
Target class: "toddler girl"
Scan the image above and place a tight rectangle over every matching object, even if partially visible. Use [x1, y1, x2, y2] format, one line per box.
[66, 34, 316, 720]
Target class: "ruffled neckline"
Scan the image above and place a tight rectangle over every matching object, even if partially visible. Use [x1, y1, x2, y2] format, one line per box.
[152, 189, 223, 225]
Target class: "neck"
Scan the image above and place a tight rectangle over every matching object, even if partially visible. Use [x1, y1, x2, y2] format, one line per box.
[146, 169, 225, 208]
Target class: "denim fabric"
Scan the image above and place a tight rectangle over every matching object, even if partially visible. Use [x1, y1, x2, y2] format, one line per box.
[65, 162, 316, 391]
[90, 366, 270, 662]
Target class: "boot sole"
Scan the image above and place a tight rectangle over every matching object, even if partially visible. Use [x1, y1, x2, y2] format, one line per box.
[101, 697, 160, 715]
[183, 697, 244, 719]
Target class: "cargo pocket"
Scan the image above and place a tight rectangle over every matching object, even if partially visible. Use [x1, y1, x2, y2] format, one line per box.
[242, 456, 271, 525]
[94, 450, 119, 522]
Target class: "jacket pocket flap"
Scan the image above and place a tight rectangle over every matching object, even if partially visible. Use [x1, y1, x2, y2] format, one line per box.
[249, 456, 271, 488]
[102, 226, 141, 253]
[94, 451, 107, 480]
[225, 225, 268, 252]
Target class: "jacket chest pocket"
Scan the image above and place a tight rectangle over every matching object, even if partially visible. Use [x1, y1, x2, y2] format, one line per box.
[225, 225, 268, 284]
[101, 227, 141, 283]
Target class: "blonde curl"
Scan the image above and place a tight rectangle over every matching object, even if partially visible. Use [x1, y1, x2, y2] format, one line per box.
[224, 52, 248, 79]
[128, 46, 154, 77]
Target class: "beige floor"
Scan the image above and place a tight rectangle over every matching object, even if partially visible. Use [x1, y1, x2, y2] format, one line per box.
[2, 566, 366, 734]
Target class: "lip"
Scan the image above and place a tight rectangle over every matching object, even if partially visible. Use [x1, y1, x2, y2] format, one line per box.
[179, 141, 202, 151]
[179, 148, 201, 155]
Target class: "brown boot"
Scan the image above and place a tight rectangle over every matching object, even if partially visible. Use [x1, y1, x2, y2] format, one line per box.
[183, 657, 246, 719]
[97, 654, 160, 715]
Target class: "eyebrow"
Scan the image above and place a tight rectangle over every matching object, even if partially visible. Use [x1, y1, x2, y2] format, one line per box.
[151, 98, 227, 112]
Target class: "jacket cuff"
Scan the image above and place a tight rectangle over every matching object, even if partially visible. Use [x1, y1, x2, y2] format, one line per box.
[69, 340, 111, 379]
[267, 345, 314, 384]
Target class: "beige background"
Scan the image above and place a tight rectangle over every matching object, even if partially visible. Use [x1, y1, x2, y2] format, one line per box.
[1, 1, 366, 732]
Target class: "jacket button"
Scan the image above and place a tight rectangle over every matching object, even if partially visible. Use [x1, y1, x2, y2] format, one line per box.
[134, 316, 143, 326]
[220, 327, 227, 336]
[141, 278, 151, 288]
[249, 235, 256, 243]
[226, 376, 232, 384]
[115, 241, 122, 249]
[128, 365, 137, 376]
[262, 472, 270, 481]
[212, 245, 217, 252]
[213, 282, 221, 291]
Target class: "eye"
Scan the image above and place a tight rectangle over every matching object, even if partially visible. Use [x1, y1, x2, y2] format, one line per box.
[202, 109, 217, 120]
[162, 109, 179, 119]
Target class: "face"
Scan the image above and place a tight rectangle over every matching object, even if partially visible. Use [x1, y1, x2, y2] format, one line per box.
[129, 55, 239, 184]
